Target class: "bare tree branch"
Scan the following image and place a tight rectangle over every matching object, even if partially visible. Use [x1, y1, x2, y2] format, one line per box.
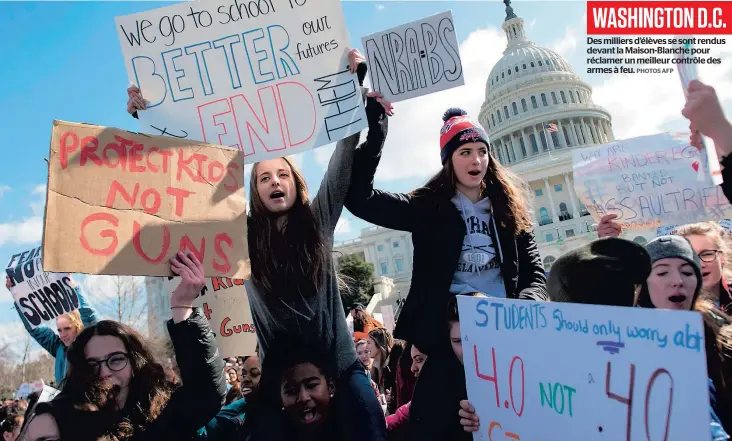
[84, 276, 147, 332]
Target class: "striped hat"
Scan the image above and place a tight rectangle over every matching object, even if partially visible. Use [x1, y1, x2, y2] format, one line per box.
[439, 108, 490, 165]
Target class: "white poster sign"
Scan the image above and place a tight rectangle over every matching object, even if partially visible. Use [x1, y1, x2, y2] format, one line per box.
[163, 276, 256, 357]
[458, 296, 709, 441]
[115, 0, 366, 162]
[572, 133, 732, 230]
[656, 219, 732, 236]
[361, 11, 463, 103]
[5, 246, 78, 329]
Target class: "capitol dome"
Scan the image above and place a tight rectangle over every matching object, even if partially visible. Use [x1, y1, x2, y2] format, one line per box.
[485, 33, 574, 98]
[479, 0, 614, 176]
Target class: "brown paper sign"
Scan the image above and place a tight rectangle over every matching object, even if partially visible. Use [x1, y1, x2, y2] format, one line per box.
[43, 121, 250, 279]
[163, 276, 256, 357]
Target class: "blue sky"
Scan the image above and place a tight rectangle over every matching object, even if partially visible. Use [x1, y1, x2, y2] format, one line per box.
[1, 0, 731, 360]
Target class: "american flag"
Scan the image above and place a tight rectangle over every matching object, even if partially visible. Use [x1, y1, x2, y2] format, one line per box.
[544, 123, 558, 133]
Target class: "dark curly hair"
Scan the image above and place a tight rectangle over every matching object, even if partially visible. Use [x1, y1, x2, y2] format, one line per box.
[59, 320, 174, 440]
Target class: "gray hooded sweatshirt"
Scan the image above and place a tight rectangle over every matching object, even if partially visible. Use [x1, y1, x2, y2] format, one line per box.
[449, 191, 505, 296]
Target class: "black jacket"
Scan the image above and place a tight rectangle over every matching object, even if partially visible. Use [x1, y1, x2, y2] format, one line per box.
[721, 155, 732, 205]
[35, 308, 226, 441]
[346, 132, 548, 356]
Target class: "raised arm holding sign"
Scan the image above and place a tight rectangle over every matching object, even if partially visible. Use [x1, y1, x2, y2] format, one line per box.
[5, 246, 100, 385]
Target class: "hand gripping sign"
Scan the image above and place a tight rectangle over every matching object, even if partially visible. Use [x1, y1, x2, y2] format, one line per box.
[115, 0, 366, 162]
[6, 246, 78, 329]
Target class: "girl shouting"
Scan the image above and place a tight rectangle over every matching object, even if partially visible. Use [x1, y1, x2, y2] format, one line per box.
[346, 107, 546, 440]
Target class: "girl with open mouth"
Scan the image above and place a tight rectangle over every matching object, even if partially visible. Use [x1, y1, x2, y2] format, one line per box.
[636, 235, 731, 440]
[597, 220, 732, 312]
[636, 235, 701, 311]
[243, 49, 392, 441]
[279, 350, 337, 441]
[20, 253, 226, 441]
[345, 106, 547, 441]
[125, 48, 393, 441]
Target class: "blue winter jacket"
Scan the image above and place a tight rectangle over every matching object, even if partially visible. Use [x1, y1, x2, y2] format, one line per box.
[196, 398, 247, 440]
[15, 286, 99, 384]
[710, 379, 730, 441]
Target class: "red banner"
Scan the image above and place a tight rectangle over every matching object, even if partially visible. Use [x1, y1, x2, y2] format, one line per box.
[587, 1, 732, 35]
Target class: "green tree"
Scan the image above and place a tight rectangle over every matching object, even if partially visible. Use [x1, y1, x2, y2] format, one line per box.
[338, 254, 375, 312]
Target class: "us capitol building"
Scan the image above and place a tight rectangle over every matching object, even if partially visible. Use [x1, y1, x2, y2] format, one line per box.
[145, 2, 657, 337]
[333, 1, 656, 316]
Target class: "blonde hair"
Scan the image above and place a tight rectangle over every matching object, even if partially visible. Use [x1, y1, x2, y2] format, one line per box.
[675, 221, 732, 282]
[355, 339, 368, 349]
[58, 310, 84, 334]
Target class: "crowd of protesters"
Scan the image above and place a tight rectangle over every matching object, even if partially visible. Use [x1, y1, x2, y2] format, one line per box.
[2, 44, 732, 441]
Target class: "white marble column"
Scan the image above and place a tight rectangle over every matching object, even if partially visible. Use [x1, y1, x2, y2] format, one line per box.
[521, 130, 531, 156]
[532, 124, 542, 152]
[581, 119, 592, 145]
[592, 119, 604, 143]
[365, 243, 378, 269]
[513, 134, 523, 160]
[563, 173, 580, 218]
[507, 135, 516, 161]
[569, 119, 580, 145]
[512, 136, 521, 161]
[596, 120, 607, 143]
[543, 178, 560, 222]
[401, 234, 413, 269]
[588, 118, 599, 144]
[556, 120, 568, 148]
[604, 120, 615, 141]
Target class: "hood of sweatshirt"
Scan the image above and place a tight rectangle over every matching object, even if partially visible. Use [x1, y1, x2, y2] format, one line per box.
[449, 192, 505, 296]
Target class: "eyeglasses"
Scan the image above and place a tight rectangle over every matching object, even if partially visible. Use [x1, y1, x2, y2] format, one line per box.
[699, 250, 722, 263]
[87, 352, 129, 373]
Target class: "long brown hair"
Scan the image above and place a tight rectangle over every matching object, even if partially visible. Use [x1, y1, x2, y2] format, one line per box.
[248, 157, 327, 298]
[418, 150, 533, 237]
[60, 320, 173, 440]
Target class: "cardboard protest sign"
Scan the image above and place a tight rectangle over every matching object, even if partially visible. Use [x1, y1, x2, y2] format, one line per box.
[5, 246, 78, 329]
[458, 296, 709, 441]
[115, 0, 366, 162]
[43, 121, 249, 279]
[362, 11, 463, 103]
[163, 276, 256, 357]
[572, 132, 732, 229]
